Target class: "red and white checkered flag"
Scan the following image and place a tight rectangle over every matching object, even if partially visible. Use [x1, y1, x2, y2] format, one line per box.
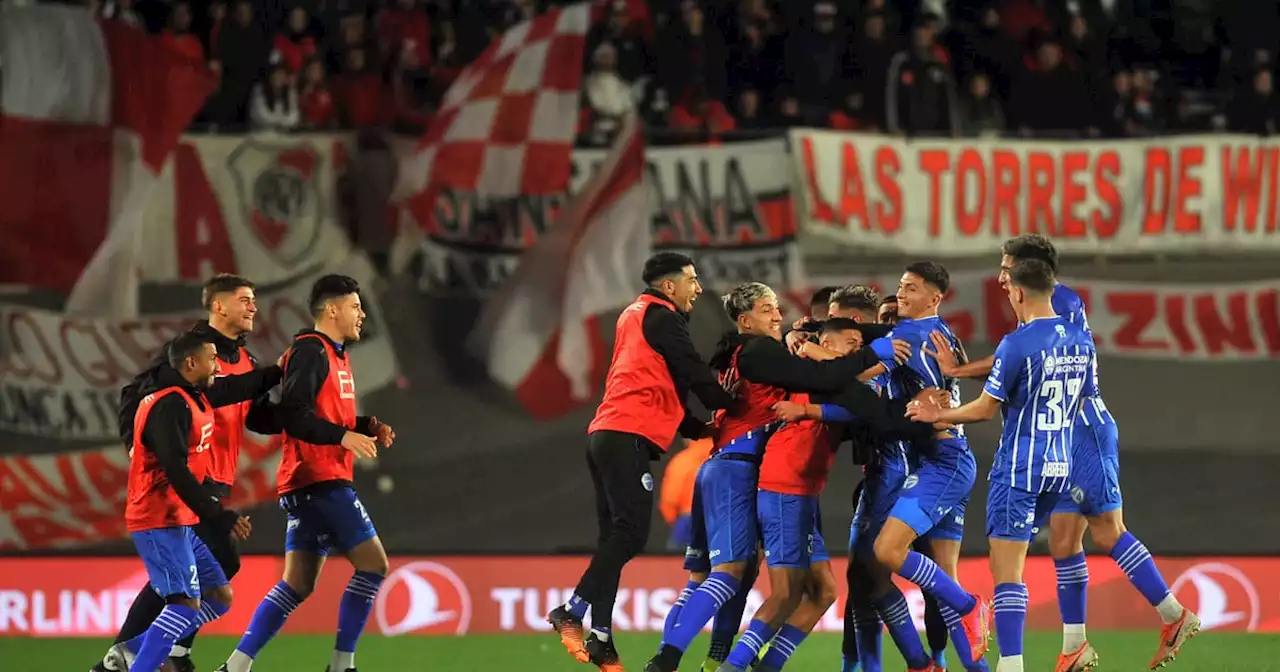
[396, 2, 592, 204]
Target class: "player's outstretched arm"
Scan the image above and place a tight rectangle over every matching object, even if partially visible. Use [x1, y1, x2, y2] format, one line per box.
[141, 395, 226, 523]
[740, 337, 885, 394]
[907, 391, 1001, 425]
[925, 331, 992, 379]
[643, 306, 736, 410]
[206, 365, 283, 408]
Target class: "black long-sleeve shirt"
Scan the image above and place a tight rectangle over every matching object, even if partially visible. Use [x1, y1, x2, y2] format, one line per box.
[278, 330, 374, 446]
[137, 364, 278, 524]
[735, 334, 881, 394]
[639, 290, 735, 412]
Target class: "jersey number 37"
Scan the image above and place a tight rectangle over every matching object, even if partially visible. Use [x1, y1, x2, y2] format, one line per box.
[1035, 379, 1082, 432]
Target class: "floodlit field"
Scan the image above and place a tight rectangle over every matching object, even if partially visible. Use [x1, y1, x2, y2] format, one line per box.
[17, 631, 1280, 671]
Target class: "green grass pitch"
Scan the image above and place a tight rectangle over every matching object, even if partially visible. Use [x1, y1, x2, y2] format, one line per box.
[14, 631, 1280, 671]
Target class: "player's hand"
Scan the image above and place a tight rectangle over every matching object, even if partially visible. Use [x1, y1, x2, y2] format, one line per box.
[772, 400, 808, 422]
[792, 316, 815, 330]
[370, 416, 396, 447]
[341, 431, 378, 459]
[923, 331, 959, 376]
[785, 329, 811, 354]
[798, 341, 837, 361]
[905, 399, 941, 424]
[231, 515, 252, 541]
[868, 337, 912, 364]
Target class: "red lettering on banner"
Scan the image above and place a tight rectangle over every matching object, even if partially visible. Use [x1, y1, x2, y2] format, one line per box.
[1060, 151, 1088, 236]
[1268, 149, 1279, 233]
[992, 150, 1020, 235]
[1195, 292, 1255, 355]
[1143, 148, 1171, 234]
[1174, 146, 1204, 233]
[1027, 151, 1056, 235]
[1108, 292, 1165, 351]
[919, 150, 948, 237]
[955, 149, 986, 236]
[874, 146, 902, 232]
[174, 143, 238, 279]
[1163, 295, 1197, 354]
[1258, 289, 1280, 353]
[840, 143, 871, 230]
[801, 138, 836, 224]
[1221, 146, 1265, 232]
[1093, 151, 1122, 238]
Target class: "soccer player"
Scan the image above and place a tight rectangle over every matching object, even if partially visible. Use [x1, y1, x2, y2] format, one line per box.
[864, 262, 989, 672]
[877, 295, 899, 325]
[95, 274, 278, 672]
[121, 331, 280, 672]
[645, 282, 909, 672]
[549, 253, 736, 672]
[908, 257, 1096, 672]
[218, 275, 395, 672]
[810, 285, 840, 320]
[738, 318, 935, 672]
[927, 235, 1200, 671]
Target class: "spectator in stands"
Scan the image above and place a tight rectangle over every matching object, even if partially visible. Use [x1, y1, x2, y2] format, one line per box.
[274, 6, 319, 74]
[378, 0, 432, 73]
[1228, 69, 1280, 135]
[774, 89, 820, 127]
[1125, 66, 1167, 135]
[216, 0, 270, 126]
[203, 0, 226, 59]
[1098, 69, 1133, 137]
[727, 17, 782, 100]
[299, 59, 337, 130]
[429, 20, 466, 94]
[335, 48, 386, 128]
[784, 2, 847, 115]
[581, 42, 637, 147]
[1010, 35, 1090, 136]
[828, 89, 876, 130]
[957, 71, 1004, 136]
[885, 12, 958, 136]
[162, 2, 203, 62]
[954, 4, 1019, 100]
[250, 61, 301, 132]
[389, 43, 434, 134]
[328, 10, 375, 79]
[1065, 11, 1108, 86]
[656, 1, 728, 117]
[846, 10, 896, 129]
[588, 0, 653, 83]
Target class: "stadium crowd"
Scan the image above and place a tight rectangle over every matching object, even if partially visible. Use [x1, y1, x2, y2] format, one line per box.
[67, 0, 1280, 140]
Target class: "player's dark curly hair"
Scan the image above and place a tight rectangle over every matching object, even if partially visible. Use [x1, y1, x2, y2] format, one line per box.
[167, 331, 215, 370]
[809, 286, 839, 309]
[1001, 234, 1059, 274]
[201, 273, 254, 310]
[904, 261, 950, 294]
[1008, 258, 1056, 294]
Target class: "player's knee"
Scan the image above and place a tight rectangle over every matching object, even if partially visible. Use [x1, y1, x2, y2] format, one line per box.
[206, 584, 234, 607]
[1048, 530, 1082, 558]
[813, 576, 838, 612]
[872, 534, 907, 571]
[1089, 517, 1125, 553]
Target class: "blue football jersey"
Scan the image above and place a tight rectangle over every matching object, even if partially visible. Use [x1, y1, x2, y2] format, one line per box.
[885, 316, 966, 434]
[1051, 283, 1113, 427]
[984, 317, 1097, 493]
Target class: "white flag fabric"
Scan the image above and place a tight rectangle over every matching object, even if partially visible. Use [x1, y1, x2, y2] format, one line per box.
[0, 6, 215, 316]
[469, 114, 650, 419]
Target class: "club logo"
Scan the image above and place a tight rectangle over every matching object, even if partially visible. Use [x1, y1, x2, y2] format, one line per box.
[375, 561, 472, 636]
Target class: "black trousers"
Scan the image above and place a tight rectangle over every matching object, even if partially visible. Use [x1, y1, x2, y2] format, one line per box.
[113, 520, 242, 648]
[573, 430, 659, 628]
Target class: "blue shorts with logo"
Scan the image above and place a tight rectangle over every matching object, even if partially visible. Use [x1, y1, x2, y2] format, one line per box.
[281, 486, 378, 556]
[684, 457, 759, 573]
[888, 438, 974, 542]
[1054, 418, 1123, 517]
[987, 481, 1060, 542]
[850, 463, 911, 554]
[131, 526, 229, 599]
[758, 490, 816, 568]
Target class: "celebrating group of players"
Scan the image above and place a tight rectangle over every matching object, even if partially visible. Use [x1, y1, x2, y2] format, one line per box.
[92, 273, 394, 672]
[551, 235, 1202, 672]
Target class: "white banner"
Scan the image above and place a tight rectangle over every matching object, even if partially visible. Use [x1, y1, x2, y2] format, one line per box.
[808, 270, 1280, 361]
[791, 131, 1280, 255]
[404, 137, 808, 297]
[0, 254, 397, 442]
[137, 133, 354, 285]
